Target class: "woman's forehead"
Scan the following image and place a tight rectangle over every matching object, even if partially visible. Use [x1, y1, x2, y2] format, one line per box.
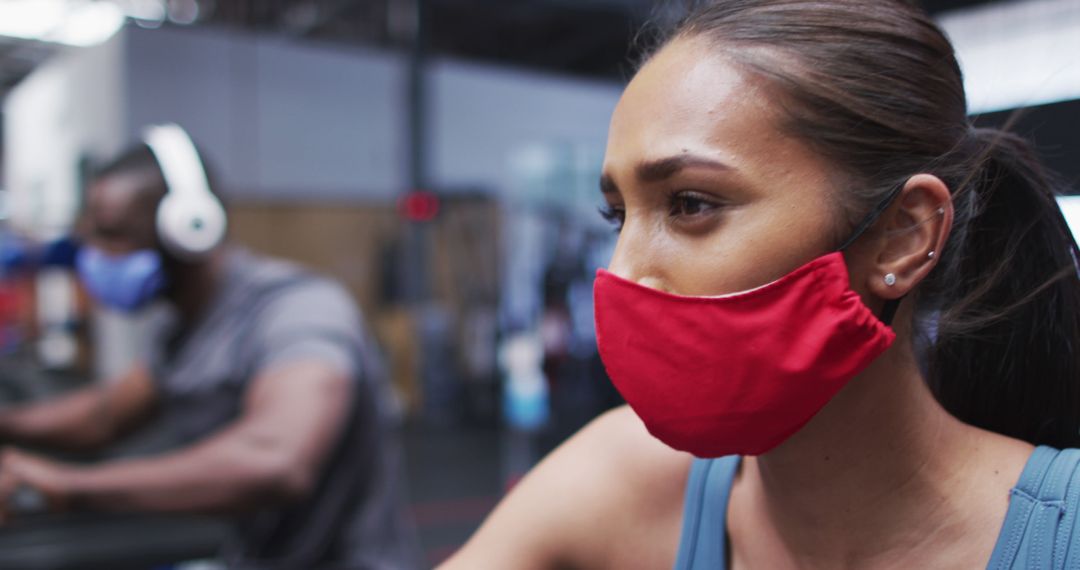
[609, 42, 762, 151]
[603, 37, 832, 193]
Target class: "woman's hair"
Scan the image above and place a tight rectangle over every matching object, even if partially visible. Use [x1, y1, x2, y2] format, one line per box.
[660, 0, 1080, 448]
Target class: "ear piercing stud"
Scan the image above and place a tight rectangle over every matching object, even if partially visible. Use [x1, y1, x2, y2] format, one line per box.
[928, 251, 936, 259]
[937, 207, 945, 215]
[884, 273, 897, 286]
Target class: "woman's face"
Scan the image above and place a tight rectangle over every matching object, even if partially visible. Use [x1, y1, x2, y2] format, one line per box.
[601, 37, 860, 297]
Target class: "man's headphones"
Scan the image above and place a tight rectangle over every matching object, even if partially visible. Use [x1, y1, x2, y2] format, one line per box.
[141, 123, 228, 260]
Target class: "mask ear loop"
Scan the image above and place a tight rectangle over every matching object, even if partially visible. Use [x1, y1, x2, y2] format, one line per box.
[879, 296, 902, 327]
[837, 184, 906, 327]
[837, 185, 905, 252]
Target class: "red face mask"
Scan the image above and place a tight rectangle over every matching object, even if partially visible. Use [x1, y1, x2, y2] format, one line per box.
[593, 251, 897, 457]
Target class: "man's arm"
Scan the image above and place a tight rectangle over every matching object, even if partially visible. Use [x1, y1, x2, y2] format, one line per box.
[0, 365, 158, 451]
[3, 359, 352, 516]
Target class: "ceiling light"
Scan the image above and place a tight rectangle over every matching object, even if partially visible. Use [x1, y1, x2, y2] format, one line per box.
[48, 2, 126, 47]
[0, 1, 70, 42]
[0, 0, 124, 47]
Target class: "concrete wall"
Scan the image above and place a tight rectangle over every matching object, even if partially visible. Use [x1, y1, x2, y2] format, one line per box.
[124, 26, 412, 200]
[120, 25, 620, 201]
[429, 58, 619, 195]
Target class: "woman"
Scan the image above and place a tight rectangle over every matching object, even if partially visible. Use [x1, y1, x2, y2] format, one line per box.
[444, 1, 1080, 568]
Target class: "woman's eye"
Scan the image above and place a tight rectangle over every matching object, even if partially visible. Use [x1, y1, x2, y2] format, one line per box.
[669, 193, 719, 218]
[598, 205, 626, 232]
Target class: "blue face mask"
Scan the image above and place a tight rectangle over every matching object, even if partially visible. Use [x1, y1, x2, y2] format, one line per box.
[76, 247, 166, 313]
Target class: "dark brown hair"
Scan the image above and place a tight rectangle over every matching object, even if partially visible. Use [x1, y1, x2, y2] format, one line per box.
[663, 0, 1080, 447]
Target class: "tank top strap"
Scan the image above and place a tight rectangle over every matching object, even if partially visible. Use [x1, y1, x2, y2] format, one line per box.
[1048, 449, 1080, 569]
[674, 456, 741, 570]
[1028, 448, 1080, 569]
[988, 446, 1080, 569]
[1013, 446, 1064, 499]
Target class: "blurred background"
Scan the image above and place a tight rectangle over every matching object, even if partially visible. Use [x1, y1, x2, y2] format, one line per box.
[0, 0, 1077, 568]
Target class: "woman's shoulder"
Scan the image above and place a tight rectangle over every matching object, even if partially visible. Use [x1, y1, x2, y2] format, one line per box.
[526, 406, 696, 566]
[441, 406, 693, 569]
[571, 406, 696, 507]
[578, 405, 694, 472]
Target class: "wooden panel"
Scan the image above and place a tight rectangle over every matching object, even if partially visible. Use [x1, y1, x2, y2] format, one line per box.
[227, 201, 401, 314]
[226, 197, 502, 417]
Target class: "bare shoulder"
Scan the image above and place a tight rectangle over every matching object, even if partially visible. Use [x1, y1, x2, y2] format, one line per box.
[578, 405, 693, 494]
[555, 405, 693, 525]
[441, 406, 693, 570]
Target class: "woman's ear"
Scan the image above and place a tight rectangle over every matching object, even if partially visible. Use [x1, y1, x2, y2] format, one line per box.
[865, 174, 954, 300]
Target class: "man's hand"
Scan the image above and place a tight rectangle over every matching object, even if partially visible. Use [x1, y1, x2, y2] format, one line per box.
[4, 359, 354, 516]
[0, 366, 157, 452]
[0, 447, 71, 524]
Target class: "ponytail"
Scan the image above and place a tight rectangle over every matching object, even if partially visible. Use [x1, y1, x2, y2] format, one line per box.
[921, 128, 1080, 449]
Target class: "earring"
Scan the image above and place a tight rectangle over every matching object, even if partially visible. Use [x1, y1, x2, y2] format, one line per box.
[884, 273, 897, 286]
[937, 207, 945, 215]
[928, 251, 936, 259]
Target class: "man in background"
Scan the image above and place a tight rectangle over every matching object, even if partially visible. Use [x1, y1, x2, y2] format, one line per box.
[0, 125, 416, 569]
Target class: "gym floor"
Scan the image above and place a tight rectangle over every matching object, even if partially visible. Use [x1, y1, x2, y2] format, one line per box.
[404, 424, 550, 566]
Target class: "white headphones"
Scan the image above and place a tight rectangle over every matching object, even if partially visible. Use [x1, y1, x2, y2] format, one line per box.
[141, 123, 228, 260]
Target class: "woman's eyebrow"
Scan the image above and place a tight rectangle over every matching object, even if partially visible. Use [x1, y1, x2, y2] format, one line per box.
[636, 155, 732, 182]
[600, 155, 733, 195]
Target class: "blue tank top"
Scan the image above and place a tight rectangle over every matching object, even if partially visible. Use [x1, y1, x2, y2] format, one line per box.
[674, 446, 1080, 569]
